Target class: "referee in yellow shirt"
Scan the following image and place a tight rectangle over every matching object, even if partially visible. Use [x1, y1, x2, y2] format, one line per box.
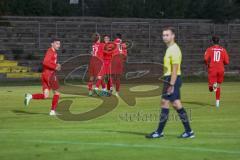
[146, 27, 194, 139]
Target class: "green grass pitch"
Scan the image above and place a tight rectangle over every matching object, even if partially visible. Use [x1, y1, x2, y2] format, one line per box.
[0, 82, 240, 160]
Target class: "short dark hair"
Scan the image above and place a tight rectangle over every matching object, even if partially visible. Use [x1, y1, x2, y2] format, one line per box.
[116, 33, 122, 39]
[212, 35, 220, 44]
[162, 26, 176, 34]
[103, 34, 110, 38]
[92, 33, 100, 43]
[51, 38, 60, 43]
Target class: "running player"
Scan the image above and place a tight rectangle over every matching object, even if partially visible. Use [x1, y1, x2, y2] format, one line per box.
[24, 38, 61, 116]
[204, 35, 229, 107]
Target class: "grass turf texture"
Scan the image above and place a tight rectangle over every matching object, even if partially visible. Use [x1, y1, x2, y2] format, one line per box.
[0, 82, 240, 160]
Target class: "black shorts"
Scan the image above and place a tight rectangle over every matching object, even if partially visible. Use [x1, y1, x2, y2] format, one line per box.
[162, 75, 182, 102]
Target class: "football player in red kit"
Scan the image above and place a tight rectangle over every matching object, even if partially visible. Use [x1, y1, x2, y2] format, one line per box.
[204, 36, 229, 107]
[112, 33, 127, 97]
[24, 38, 62, 116]
[88, 33, 106, 96]
[98, 35, 117, 95]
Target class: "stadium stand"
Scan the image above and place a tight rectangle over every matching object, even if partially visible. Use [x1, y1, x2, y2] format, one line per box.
[0, 16, 239, 79]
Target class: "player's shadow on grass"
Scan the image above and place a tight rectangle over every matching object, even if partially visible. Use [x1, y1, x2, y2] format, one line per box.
[12, 110, 49, 115]
[103, 130, 147, 136]
[182, 101, 215, 108]
[104, 130, 184, 138]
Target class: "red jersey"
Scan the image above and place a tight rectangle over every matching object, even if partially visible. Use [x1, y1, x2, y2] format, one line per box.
[204, 45, 229, 71]
[103, 42, 116, 60]
[113, 38, 128, 56]
[91, 42, 104, 59]
[113, 38, 122, 56]
[42, 48, 57, 74]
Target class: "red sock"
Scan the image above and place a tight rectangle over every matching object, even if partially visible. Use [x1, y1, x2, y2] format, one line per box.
[115, 79, 120, 92]
[88, 81, 93, 91]
[110, 78, 113, 88]
[101, 80, 106, 89]
[209, 86, 213, 92]
[32, 93, 45, 99]
[96, 79, 102, 88]
[107, 78, 113, 90]
[51, 94, 60, 111]
[216, 87, 221, 100]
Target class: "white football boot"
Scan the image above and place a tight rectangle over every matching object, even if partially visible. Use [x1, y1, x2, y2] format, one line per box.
[49, 110, 61, 116]
[24, 93, 32, 106]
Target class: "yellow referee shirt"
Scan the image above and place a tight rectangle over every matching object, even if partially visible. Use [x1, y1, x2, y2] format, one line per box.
[163, 43, 182, 76]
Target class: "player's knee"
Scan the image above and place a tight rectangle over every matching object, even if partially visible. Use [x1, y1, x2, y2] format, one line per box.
[43, 93, 49, 98]
[172, 100, 182, 110]
[54, 90, 60, 96]
[161, 99, 169, 108]
[89, 76, 94, 81]
[43, 89, 49, 98]
[172, 101, 178, 107]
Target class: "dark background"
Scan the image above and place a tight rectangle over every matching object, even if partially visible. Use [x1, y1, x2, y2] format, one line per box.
[0, 0, 240, 22]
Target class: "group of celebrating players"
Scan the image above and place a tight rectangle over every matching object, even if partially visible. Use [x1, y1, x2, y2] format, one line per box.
[87, 33, 128, 97]
[24, 26, 229, 140]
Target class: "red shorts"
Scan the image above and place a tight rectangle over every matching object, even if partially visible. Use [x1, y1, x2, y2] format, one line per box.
[41, 72, 59, 91]
[111, 55, 125, 75]
[88, 56, 104, 77]
[208, 70, 224, 86]
[103, 60, 111, 75]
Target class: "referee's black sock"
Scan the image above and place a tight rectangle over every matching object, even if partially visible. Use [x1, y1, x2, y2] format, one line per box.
[177, 108, 192, 133]
[156, 108, 169, 133]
